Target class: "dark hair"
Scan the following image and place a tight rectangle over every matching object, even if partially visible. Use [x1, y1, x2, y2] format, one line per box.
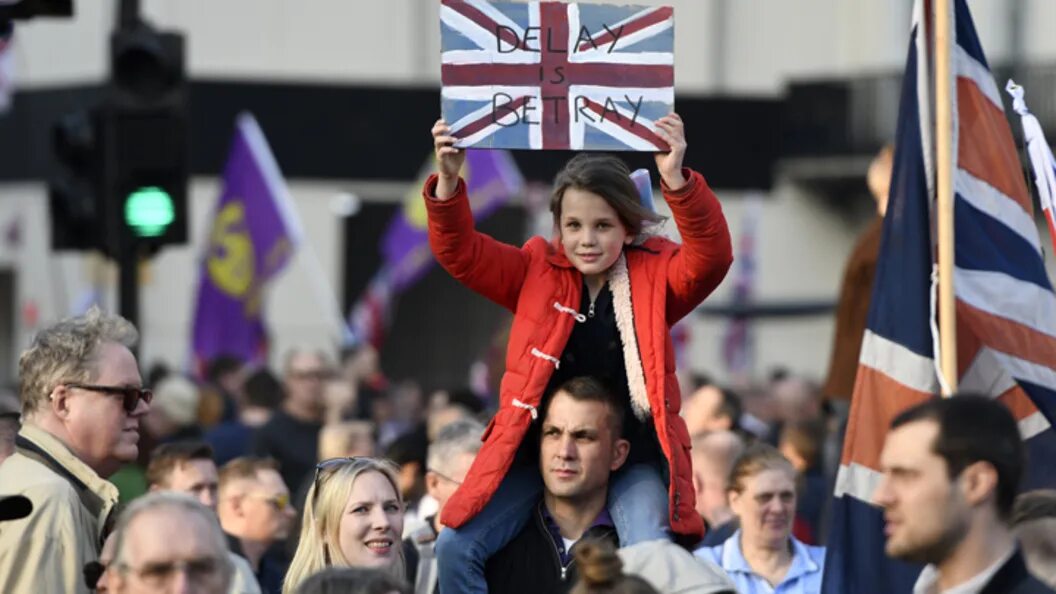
[294, 567, 411, 594]
[550, 154, 663, 237]
[891, 395, 1024, 520]
[715, 385, 743, 427]
[146, 441, 215, 488]
[1012, 490, 1056, 526]
[570, 540, 658, 594]
[546, 376, 626, 439]
[244, 368, 284, 409]
[779, 419, 826, 469]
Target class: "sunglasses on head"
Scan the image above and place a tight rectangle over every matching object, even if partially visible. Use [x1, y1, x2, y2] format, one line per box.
[311, 457, 363, 509]
[66, 383, 153, 414]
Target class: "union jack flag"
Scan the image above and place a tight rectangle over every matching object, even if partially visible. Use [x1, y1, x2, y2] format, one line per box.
[440, 0, 674, 151]
[822, 1, 1056, 592]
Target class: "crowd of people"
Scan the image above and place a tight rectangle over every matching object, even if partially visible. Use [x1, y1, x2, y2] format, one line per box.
[0, 113, 1055, 594]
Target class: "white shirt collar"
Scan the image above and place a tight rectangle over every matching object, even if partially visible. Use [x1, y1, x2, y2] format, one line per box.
[912, 547, 1014, 594]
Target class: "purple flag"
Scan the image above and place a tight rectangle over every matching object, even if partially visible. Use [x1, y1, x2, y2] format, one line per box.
[379, 149, 524, 292]
[191, 113, 301, 369]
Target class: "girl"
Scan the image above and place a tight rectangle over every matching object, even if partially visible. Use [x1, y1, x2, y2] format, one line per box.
[427, 113, 732, 593]
[283, 457, 406, 593]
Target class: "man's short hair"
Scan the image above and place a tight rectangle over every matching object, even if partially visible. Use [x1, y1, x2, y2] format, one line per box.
[427, 418, 485, 475]
[244, 369, 284, 409]
[146, 441, 216, 488]
[713, 385, 743, 426]
[218, 457, 280, 495]
[110, 492, 232, 583]
[545, 377, 625, 439]
[891, 394, 1024, 520]
[205, 355, 243, 385]
[293, 566, 411, 594]
[18, 306, 138, 415]
[1012, 490, 1056, 526]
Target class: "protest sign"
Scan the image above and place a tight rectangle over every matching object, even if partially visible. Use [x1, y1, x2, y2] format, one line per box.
[441, 0, 674, 151]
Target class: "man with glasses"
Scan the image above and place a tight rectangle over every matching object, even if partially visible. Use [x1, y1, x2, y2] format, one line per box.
[218, 457, 296, 594]
[146, 441, 261, 593]
[253, 349, 331, 491]
[0, 307, 150, 594]
[104, 492, 233, 594]
[403, 418, 484, 594]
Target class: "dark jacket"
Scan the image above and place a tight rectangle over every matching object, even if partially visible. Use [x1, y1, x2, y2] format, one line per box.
[980, 549, 1056, 594]
[485, 502, 619, 594]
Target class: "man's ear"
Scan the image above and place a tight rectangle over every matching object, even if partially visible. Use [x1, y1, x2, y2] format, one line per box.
[425, 471, 442, 499]
[610, 438, 631, 472]
[961, 461, 999, 509]
[49, 385, 72, 419]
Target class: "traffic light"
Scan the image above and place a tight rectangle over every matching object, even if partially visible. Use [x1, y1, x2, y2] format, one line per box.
[48, 109, 103, 252]
[97, 19, 188, 256]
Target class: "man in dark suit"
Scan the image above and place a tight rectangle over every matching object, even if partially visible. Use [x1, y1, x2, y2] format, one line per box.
[873, 395, 1055, 594]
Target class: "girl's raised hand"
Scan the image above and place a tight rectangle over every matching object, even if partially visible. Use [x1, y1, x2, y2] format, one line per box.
[653, 112, 688, 191]
[432, 119, 465, 200]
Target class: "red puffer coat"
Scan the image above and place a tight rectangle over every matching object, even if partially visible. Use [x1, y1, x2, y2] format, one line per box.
[423, 168, 732, 539]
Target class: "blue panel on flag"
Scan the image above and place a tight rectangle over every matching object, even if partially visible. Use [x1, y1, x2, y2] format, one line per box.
[585, 125, 634, 150]
[823, 496, 921, 594]
[954, 0, 989, 69]
[617, 33, 674, 54]
[485, 122, 531, 149]
[495, 2, 531, 30]
[955, 197, 1055, 291]
[441, 21, 482, 51]
[576, 4, 638, 36]
[442, 97, 496, 126]
[636, 100, 670, 122]
[1024, 427, 1056, 490]
[865, 30, 934, 358]
[1020, 380, 1056, 431]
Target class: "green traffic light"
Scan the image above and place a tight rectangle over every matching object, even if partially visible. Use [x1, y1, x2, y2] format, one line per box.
[125, 186, 175, 237]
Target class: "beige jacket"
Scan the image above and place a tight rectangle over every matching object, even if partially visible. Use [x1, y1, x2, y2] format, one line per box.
[0, 424, 120, 594]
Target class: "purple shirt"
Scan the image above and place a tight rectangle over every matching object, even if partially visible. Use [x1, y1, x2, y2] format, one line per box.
[539, 502, 614, 566]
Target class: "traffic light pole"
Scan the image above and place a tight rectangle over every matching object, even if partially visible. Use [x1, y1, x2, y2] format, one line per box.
[118, 245, 140, 358]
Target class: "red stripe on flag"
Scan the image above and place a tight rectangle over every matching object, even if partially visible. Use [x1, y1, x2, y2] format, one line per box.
[842, 365, 933, 469]
[450, 95, 533, 139]
[957, 78, 1033, 215]
[957, 300, 1056, 370]
[579, 7, 674, 52]
[443, 0, 522, 50]
[582, 98, 669, 150]
[441, 62, 672, 88]
[540, 2, 570, 150]
[997, 384, 1041, 423]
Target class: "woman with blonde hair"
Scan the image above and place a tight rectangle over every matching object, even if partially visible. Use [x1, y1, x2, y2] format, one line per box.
[284, 457, 406, 593]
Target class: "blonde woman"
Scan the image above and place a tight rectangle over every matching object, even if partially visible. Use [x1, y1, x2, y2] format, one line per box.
[284, 457, 406, 593]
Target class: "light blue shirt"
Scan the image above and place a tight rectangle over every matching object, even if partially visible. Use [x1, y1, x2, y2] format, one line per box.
[694, 529, 826, 594]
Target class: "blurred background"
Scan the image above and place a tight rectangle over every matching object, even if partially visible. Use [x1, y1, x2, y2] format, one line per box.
[1, 0, 1055, 392]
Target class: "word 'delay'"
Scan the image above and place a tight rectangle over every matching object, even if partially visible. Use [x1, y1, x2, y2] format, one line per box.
[440, 0, 675, 152]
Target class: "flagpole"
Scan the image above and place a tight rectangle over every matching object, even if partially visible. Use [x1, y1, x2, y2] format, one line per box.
[935, 0, 958, 395]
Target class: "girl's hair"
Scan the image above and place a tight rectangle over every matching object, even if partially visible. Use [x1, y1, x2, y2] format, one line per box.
[283, 458, 406, 594]
[550, 153, 665, 237]
[570, 540, 659, 594]
[727, 441, 797, 495]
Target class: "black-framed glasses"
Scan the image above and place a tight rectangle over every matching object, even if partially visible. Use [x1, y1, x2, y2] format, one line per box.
[311, 457, 362, 510]
[66, 383, 152, 414]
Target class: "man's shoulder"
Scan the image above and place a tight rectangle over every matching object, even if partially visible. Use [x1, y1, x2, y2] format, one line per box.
[982, 549, 1056, 594]
[0, 453, 81, 504]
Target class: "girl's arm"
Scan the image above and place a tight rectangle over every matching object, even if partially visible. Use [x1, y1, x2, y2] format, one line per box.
[425, 120, 530, 311]
[653, 114, 734, 322]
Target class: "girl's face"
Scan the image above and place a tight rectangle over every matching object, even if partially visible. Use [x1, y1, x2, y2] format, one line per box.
[337, 471, 404, 570]
[559, 187, 632, 281]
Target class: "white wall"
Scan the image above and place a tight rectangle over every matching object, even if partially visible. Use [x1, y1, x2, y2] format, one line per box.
[10, 1, 1053, 94]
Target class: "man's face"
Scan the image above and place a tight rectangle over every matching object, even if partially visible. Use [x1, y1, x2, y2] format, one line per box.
[64, 341, 147, 477]
[693, 453, 730, 524]
[284, 352, 329, 417]
[427, 451, 476, 513]
[229, 469, 296, 543]
[539, 391, 628, 503]
[109, 506, 229, 594]
[873, 420, 969, 564]
[160, 460, 220, 512]
[684, 386, 731, 435]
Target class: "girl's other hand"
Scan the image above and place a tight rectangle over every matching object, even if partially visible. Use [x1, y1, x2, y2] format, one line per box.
[432, 119, 465, 200]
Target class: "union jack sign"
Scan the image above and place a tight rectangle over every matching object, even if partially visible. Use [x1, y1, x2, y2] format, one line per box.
[440, 0, 674, 151]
